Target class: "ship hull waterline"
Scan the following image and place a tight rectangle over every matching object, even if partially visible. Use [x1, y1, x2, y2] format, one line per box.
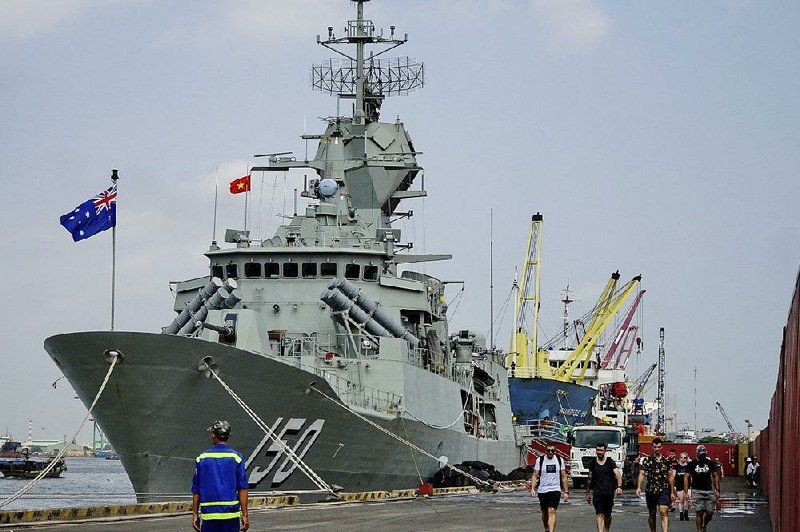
[45, 332, 524, 501]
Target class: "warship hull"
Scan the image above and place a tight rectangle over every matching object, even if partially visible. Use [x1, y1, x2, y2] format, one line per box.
[45, 332, 523, 500]
[508, 377, 597, 426]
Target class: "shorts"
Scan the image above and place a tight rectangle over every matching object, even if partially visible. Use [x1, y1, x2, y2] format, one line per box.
[538, 490, 561, 511]
[645, 491, 670, 514]
[592, 492, 615, 517]
[693, 489, 716, 513]
[201, 518, 241, 532]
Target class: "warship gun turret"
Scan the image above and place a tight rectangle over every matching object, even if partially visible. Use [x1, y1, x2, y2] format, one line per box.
[45, 0, 524, 499]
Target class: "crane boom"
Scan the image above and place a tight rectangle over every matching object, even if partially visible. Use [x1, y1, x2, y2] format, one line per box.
[715, 401, 739, 434]
[600, 289, 645, 369]
[656, 327, 666, 435]
[631, 363, 657, 399]
[506, 213, 543, 377]
[554, 272, 642, 382]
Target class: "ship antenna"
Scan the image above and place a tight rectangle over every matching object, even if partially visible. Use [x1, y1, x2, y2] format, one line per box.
[312, 0, 423, 124]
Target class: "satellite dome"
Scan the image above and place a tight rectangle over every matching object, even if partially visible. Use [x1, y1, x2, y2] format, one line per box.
[319, 179, 338, 197]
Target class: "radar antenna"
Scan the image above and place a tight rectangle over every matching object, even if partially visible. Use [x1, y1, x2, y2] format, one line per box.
[313, 0, 424, 124]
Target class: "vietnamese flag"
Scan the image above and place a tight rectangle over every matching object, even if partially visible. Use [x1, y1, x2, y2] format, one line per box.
[229, 174, 251, 194]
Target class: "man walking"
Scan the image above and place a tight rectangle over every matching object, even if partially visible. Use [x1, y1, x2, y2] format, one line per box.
[192, 420, 250, 532]
[636, 437, 675, 531]
[531, 445, 569, 532]
[586, 442, 623, 532]
[751, 457, 761, 489]
[674, 452, 692, 521]
[684, 444, 719, 532]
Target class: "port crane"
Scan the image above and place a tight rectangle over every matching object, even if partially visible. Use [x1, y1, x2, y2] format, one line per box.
[553, 272, 641, 383]
[506, 213, 543, 378]
[600, 289, 645, 370]
[715, 401, 742, 441]
[656, 327, 665, 434]
[630, 363, 657, 400]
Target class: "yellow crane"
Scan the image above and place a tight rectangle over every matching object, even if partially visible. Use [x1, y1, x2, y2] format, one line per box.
[553, 271, 642, 383]
[506, 213, 543, 378]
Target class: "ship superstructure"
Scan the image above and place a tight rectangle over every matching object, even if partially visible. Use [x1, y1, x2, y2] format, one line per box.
[45, 0, 523, 500]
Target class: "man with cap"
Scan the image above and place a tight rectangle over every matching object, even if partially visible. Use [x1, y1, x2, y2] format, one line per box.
[684, 444, 720, 532]
[192, 421, 249, 532]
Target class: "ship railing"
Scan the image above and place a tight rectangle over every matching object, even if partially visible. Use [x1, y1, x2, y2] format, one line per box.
[408, 347, 447, 376]
[515, 419, 572, 443]
[280, 334, 377, 360]
[316, 369, 402, 415]
[508, 367, 553, 379]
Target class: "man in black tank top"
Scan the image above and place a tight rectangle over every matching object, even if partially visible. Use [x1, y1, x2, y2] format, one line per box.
[586, 442, 623, 532]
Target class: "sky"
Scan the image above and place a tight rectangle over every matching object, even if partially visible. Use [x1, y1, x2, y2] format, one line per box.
[1, 0, 798, 444]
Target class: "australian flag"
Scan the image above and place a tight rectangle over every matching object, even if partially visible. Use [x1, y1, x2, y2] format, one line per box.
[59, 185, 117, 242]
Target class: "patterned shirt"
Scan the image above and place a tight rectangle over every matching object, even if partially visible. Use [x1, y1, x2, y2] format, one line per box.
[641, 454, 671, 494]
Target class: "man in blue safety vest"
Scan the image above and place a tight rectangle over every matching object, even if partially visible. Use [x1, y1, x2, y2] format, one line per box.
[192, 420, 250, 532]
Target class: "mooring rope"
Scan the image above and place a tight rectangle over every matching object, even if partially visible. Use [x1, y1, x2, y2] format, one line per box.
[0, 356, 119, 509]
[308, 383, 494, 489]
[208, 368, 337, 497]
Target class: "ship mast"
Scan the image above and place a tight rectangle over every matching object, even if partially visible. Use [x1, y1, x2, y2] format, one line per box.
[315, 0, 419, 125]
[354, 0, 366, 124]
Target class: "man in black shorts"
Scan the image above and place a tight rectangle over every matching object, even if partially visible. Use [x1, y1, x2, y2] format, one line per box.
[531, 445, 569, 532]
[586, 442, 623, 532]
[636, 438, 675, 531]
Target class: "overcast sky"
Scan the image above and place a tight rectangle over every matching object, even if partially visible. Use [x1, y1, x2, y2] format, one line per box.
[1, 0, 797, 444]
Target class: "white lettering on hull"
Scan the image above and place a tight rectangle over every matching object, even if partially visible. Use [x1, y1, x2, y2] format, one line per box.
[246, 417, 325, 487]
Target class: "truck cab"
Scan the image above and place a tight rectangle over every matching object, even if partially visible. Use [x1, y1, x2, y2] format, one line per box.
[569, 425, 639, 488]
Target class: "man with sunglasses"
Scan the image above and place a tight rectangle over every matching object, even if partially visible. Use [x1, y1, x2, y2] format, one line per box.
[531, 445, 569, 532]
[586, 442, 623, 532]
[636, 438, 675, 531]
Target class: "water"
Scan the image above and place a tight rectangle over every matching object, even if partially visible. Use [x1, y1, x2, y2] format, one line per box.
[0, 456, 136, 510]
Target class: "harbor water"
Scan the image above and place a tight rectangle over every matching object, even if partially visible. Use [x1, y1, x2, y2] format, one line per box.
[0, 456, 136, 510]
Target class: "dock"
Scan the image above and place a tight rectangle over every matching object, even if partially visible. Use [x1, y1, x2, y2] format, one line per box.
[1, 478, 769, 531]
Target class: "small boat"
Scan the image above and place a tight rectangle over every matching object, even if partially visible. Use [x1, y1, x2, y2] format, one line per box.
[0, 440, 67, 478]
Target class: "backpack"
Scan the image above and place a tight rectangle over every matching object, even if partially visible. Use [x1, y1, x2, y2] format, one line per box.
[534, 454, 564, 490]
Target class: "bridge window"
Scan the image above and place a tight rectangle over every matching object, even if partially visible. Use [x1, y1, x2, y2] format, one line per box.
[211, 265, 224, 279]
[265, 262, 280, 278]
[363, 265, 378, 281]
[321, 262, 338, 277]
[345, 264, 360, 279]
[225, 264, 238, 279]
[302, 263, 318, 278]
[283, 262, 298, 278]
[244, 262, 261, 278]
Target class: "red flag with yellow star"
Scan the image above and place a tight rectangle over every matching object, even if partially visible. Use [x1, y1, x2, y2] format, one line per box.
[229, 174, 251, 194]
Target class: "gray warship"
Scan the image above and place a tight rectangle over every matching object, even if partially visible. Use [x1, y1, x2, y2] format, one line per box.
[45, 0, 525, 500]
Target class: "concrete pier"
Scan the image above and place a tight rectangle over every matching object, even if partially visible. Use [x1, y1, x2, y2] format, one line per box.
[2, 478, 769, 531]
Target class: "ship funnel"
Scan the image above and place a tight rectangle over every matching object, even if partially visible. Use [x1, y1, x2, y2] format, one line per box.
[164, 278, 223, 334]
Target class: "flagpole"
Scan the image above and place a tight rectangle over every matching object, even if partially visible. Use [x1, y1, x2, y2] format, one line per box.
[110, 169, 119, 331]
[212, 167, 219, 245]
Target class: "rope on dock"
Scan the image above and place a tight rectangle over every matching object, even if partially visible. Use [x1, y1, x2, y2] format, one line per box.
[208, 368, 338, 497]
[307, 382, 494, 489]
[0, 354, 120, 509]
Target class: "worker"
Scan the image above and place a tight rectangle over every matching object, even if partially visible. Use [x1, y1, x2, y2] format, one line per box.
[192, 420, 250, 532]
